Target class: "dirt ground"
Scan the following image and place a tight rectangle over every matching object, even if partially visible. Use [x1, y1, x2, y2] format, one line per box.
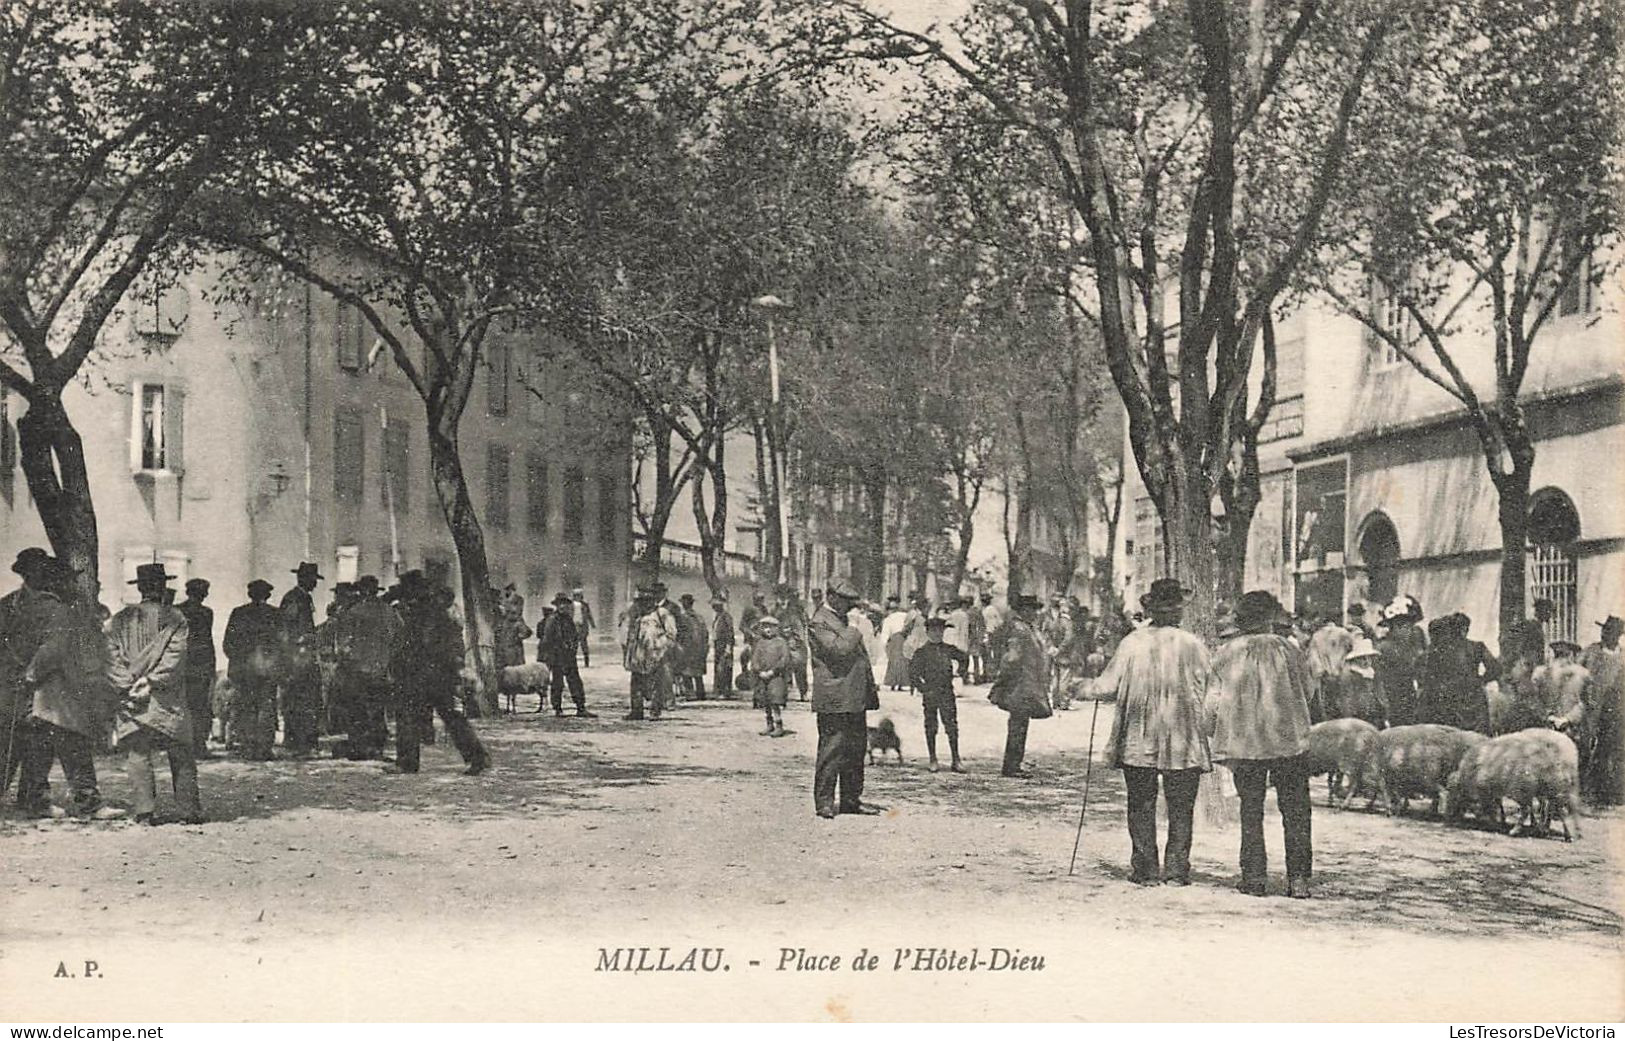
[3, 664, 1621, 1022]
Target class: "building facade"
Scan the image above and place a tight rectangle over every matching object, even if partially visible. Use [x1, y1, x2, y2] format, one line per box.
[0, 262, 634, 648]
[1118, 266, 1620, 651]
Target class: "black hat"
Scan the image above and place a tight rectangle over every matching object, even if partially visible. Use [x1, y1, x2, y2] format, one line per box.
[184, 577, 210, 595]
[334, 581, 356, 595]
[1551, 640, 1583, 656]
[1141, 579, 1188, 610]
[247, 579, 273, 598]
[1011, 593, 1042, 611]
[1234, 590, 1285, 631]
[11, 547, 51, 577]
[1598, 615, 1623, 632]
[128, 562, 176, 586]
[292, 561, 324, 581]
[553, 592, 574, 606]
[356, 575, 380, 594]
[924, 617, 951, 630]
[979, 592, 993, 602]
[680, 593, 695, 605]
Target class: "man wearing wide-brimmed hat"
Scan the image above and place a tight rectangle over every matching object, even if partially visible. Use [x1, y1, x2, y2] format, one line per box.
[108, 563, 202, 824]
[1581, 615, 1623, 805]
[1206, 590, 1315, 898]
[278, 562, 324, 757]
[540, 592, 595, 718]
[224, 580, 283, 759]
[1092, 578, 1213, 886]
[623, 582, 677, 720]
[989, 593, 1051, 778]
[1, 548, 63, 804]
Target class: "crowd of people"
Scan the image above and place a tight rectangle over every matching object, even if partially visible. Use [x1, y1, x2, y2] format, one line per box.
[5, 540, 1621, 900]
[0, 548, 493, 825]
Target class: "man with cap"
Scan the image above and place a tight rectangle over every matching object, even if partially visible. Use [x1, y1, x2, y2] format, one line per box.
[675, 592, 710, 700]
[989, 593, 1052, 778]
[1, 548, 64, 802]
[279, 562, 323, 756]
[910, 615, 968, 773]
[711, 595, 735, 699]
[107, 563, 202, 824]
[540, 592, 595, 718]
[224, 580, 284, 760]
[571, 587, 596, 667]
[17, 556, 121, 819]
[1580, 616, 1623, 806]
[332, 576, 398, 758]
[389, 570, 490, 774]
[177, 578, 217, 756]
[1092, 578, 1213, 886]
[1206, 590, 1315, 898]
[623, 582, 677, 720]
[809, 578, 880, 818]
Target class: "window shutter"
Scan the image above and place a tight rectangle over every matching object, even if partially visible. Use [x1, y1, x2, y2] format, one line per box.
[164, 385, 185, 475]
[128, 380, 144, 473]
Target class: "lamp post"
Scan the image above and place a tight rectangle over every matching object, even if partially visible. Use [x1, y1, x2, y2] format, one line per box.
[751, 294, 790, 584]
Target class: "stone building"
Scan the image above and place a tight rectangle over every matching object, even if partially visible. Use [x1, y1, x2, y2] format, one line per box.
[0, 262, 633, 648]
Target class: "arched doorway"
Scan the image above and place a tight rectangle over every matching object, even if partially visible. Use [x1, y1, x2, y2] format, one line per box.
[1356, 511, 1401, 608]
[1527, 487, 1580, 645]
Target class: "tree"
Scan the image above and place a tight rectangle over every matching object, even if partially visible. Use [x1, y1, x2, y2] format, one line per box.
[1318, 0, 1619, 636]
[0, 0, 308, 601]
[569, 84, 878, 598]
[207, 0, 755, 707]
[815, 0, 1399, 632]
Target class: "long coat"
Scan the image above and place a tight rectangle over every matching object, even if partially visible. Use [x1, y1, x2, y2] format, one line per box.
[28, 601, 111, 739]
[1205, 633, 1314, 762]
[989, 618, 1051, 718]
[1098, 624, 1213, 772]
[879, 610, 910, 687]
[224, 602, 285, 685]
[808, 604, 874, 714]
[0, 586, 62, 729]
[106, 601, 190, 744]
[751, 634, 792, 708]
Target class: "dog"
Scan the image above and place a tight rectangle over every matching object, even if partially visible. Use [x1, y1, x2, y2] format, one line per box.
[867, 717, 903, 764]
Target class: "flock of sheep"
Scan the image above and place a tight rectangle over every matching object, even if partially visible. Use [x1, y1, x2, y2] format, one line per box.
[1308, 718, 1583, 841]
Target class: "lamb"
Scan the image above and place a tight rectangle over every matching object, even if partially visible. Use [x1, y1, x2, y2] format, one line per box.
[1306, 718, 1380, 809]
[1371, 723, 1487, 817]
[497, 662, 555, 711]
[1444, 727, 1582, 841]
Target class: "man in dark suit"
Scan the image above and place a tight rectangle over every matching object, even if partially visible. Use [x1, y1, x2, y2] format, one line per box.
[279, 562, 323, 757]
[809, 578, 879, 819]
[177, 578, 217, 755]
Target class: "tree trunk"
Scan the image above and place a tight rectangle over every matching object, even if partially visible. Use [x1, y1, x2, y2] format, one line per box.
[425, 415, 498, 716]
[1161, 468, 1218, 639]
[16, 395, 101, 604]
[852, 463, 887, 598]
[1092, 469, 1125, 615]
[1010, 490, 1033, 596]
[690, 446, 729, 602]
[754, 417, 783, 587]
[1494, 449, 1535, 641]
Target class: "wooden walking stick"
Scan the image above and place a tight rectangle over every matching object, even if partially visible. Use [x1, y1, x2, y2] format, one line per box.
[1068, 697, 1103, 876]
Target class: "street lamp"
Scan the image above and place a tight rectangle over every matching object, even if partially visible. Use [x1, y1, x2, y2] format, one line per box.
[750, 294, 791, 583]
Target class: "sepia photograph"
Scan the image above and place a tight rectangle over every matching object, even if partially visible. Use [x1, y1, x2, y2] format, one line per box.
[0, 0, 1620, 1025]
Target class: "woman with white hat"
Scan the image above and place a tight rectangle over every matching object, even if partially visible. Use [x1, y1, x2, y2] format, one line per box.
[1337, 636, 1388, 727]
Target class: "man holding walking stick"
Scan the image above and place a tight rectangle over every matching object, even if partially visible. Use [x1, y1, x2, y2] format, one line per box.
[1090, 579, 1214, 887]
